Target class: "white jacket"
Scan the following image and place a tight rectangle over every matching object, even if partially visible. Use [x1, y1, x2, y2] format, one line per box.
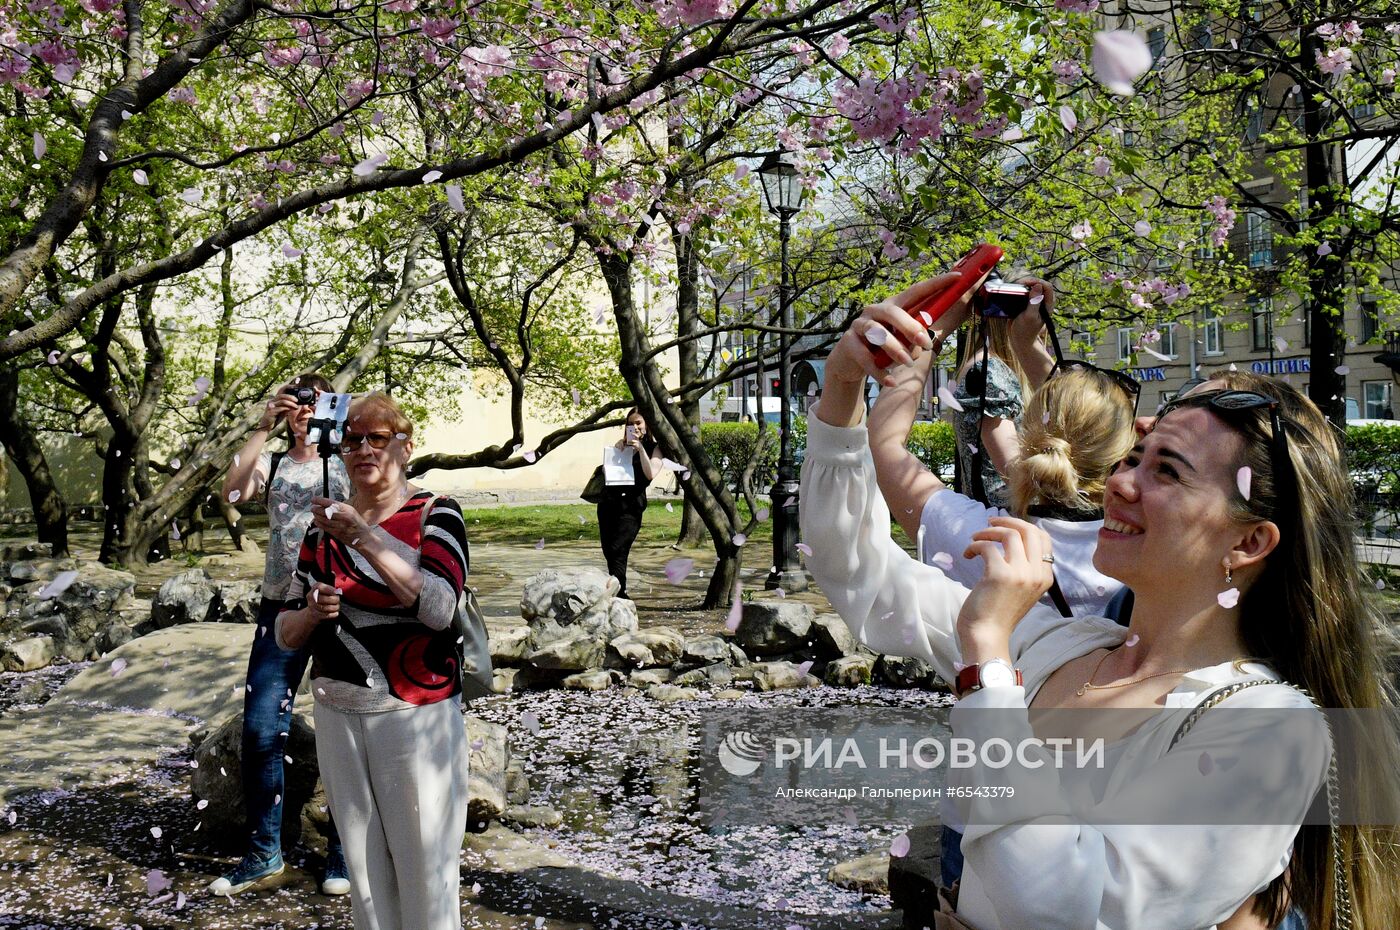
[798, 409, 1329, 930]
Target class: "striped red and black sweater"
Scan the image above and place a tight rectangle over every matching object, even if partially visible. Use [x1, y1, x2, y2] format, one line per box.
[277, 490, 469, 714]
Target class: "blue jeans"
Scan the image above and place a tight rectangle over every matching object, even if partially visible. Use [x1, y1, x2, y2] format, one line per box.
[940, 824, 964, 890]
[241, 598, 340, 863]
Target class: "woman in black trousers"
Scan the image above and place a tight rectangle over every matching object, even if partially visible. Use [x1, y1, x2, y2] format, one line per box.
[598, 408, 664, 599]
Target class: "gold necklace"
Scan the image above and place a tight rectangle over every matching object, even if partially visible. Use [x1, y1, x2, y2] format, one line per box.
[1076, 648, 1192, 697]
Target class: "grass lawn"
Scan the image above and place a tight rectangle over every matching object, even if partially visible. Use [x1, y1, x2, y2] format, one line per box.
[460, 497, 917, 552]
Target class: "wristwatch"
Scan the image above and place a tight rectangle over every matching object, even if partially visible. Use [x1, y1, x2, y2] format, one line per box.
[955, 658, 1023, 698]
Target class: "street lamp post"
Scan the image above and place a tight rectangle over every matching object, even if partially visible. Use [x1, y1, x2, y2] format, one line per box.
[757, 151, 809, 592]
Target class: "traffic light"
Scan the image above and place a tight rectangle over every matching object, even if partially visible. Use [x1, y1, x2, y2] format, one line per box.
[770, 378, 781, 393]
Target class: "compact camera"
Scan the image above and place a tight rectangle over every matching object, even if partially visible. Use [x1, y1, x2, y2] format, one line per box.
[283, 385, 318, 406]
[975, 278, 1034, 318]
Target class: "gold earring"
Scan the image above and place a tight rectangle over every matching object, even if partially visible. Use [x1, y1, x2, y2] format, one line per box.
[1224, 563, 1232, 585]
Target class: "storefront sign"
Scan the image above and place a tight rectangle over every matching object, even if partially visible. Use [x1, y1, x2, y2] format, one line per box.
[1250, 358, 1311, 375]
[1129, 368, 1167, 382]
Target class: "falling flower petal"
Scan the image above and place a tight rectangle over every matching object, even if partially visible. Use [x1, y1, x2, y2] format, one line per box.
[196, 799, 209, 810]
[522, 711, 541, 734]
[1058, 105, 1078, 132]
[146, 869, 171, 895]
[1273, 335, 1288, 353]
[725, 581, 743, 632]
[1217, 587, 1240, 609]
[796, 660, 814, 677]
[932, 551, 954, 571]
[571, 388, 581, 404]
[110, 657, 128, 676]
[1336, 365, 1350, 375]
[281, 242, 304, 258]
[1140, 345, 1172, 362]
[1375, 577, 1385, 590]
[150, 826, 163, 839]
[774, 588, 785, 598]
[890, 833, 912, 857]
[1092, 30, 1153, 96]
[732, 533, 747, 547]
[1236, 466, 1252, 500]
[865, 323, 890, 347]
[1000, 125, 1024, 142]
[1316, 241, 1332, 256]
[1124, 634, 1140, 647]
[179, 187, 201, 205]
[446, 184, 465, 212]
[6, 811, 14, 825]
[535, 538, 545, 550]
[937, 385, 964, 412]
[38, 570, 79, 599]
[1198, 752, 1214, 775]
[662, 458, 688, 472]
[353, 152, 388, 176]
[422, 169, 443, 183]
[1134, 220, 1152, 237]
[46, 350, 60, 365]
[228, 489, 241, 504]
[524, 450, 537, 463]
[665, 502, 674, 512]
[756, 508, 770, 521]
[176, 892, 186, 910]
[795, 542, 813, 557]
[664, 558, 694, 584]
[33, 131, 46, 159]
[133, 169, 149, 185]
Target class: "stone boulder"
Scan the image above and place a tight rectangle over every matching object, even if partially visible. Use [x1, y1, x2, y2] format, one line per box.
[2, 635, 54, 672]
[215, 580, 262, 625]
[877, 654, 936, 689]
[150, 569, 222, 629]
[562, 669, 621, 691]
[607, 628, 685, 668]
[646, 684, 701, 703]
[466, 717, 509, 827]
[825, 654, 876, 687]
[526, 633, 605, 671]
[629, 668, 675, 688]
[1, 560, 137, 663]
[673, 663, 734, 689]
[734, 602, 813, 656]
[190, 711, 321, 852]
[520, 569, 635, 651]
[749, 661, 820, 692]
[680, 634, 732, 667]
[809, 613, 860, 659]
[489, 626, 532, 665]
[828, 850, 891, 895]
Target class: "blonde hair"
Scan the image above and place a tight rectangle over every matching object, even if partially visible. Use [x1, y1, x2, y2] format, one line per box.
[1008, 368, 1137, 515]
[956, 314, 1031, 403]
[347, 391, 414, 440]
[1169, 371, 1400, 930]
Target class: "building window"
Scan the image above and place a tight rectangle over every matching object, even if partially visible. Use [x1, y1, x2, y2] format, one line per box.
[1191, 21, 1213, 49]
[1070, 329, 1094, 359]
[1302, 310, 1311, 347]
[1246, 209, 1273, 268]
[1148, 26, 1167, 65]
[1245, 103, 1265, 142]
[1158, 323, 1177, 358]
[1250, 297, 1273, 351]
[1352, 101, 1376, 120]
[1364, 381, 1393, 419]
[1360, 299, 1380, 343]
[1204, 309, 1224, 355]
[1117, 327, 1135, 361]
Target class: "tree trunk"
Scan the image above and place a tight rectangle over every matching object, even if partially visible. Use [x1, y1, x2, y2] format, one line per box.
[599, 253, 743, 608]
[0, 365, 69, 556]
[670, 221, 709, 546]
[98, 431, 139, 563]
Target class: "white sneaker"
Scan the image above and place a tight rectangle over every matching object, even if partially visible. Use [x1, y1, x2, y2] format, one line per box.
[208, 856, 285, 896]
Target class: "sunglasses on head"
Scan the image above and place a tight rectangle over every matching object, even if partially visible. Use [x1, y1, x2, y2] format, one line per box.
[1155, 389, 1296, 507]
[340, 431, 396, 455]
[1039, 313, 1141, 413]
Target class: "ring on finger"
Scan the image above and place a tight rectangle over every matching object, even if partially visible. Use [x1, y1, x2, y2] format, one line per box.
[1041, 554, 1055, 564]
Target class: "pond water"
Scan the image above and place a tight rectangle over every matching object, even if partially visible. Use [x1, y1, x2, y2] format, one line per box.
[471, 684, 954, 916]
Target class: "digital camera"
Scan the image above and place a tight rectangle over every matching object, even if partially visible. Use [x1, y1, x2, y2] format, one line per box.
[283, 385, 318, 406]
[975, 278, 1033, 318]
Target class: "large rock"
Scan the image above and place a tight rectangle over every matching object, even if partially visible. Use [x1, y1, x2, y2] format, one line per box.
[825, 654, 876, 687]
[828, 850, 891, 895]
[190, 711, 321, 852]
[646, 684, 701, 703]
[526, 633, 605, 671]
[809, 613, 860, 659]
[151, 569, 222, 628]
[2, 635, 55, 672]
[520, 569, 635, 651]
[673, 663, 734, 689]
[489, 626, 532, 665]
[1, 561, 137, 662]
[215, 580, 262, 625]
[629, 668, 675, 688]
[562, 669, 620, 691]
[734, 602, 813, 656]
[877, 654, 935, 689]
[466, 717, 508, 827]
[607, 628, 685, 668]
[680, 635, 732, 667]
[749, 661, 819, 692]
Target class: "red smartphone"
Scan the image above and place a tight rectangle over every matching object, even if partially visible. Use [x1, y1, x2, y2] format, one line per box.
[867, 242, 1004, 369]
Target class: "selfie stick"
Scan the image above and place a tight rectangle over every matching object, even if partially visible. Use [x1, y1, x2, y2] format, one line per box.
[306, 393, 350, 617]
[867, 242, 1004, 369]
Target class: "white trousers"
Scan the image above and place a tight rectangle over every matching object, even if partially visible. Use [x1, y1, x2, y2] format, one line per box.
[314, 697, 467, 930]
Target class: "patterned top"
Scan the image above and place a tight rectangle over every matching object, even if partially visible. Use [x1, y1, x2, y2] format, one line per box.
[277, 491, 469, 714]
[257, 450, 351, 600]
[952, 356, 1024, 508]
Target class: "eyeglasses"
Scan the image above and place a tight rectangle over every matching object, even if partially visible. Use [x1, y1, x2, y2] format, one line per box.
[1039, 313, 1141, 413]
[1155, 390, 1296, 509]
[340, 431, 395, 454]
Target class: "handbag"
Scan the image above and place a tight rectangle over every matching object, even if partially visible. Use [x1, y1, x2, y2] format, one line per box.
[420, 497, 495, 700]
[581, 464, 606, 504]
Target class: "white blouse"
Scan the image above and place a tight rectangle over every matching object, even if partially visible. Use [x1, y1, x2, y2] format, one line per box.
[798, 409, 1330, 930]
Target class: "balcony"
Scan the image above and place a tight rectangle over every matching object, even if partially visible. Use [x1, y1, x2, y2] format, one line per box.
[1374, 331, 1400, 373]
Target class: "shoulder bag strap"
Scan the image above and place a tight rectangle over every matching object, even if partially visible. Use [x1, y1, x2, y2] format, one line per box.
[267, 451, 286, 487]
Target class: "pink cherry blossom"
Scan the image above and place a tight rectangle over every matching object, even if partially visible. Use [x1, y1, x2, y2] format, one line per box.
[1053, 60, 1083, 82]
[1315, 47, 1353, 78]
[1091, 155, 1112, 176]
[353, 152, 388, 177]
[421, 17, 459, 40]
[664, 558, 694, 584]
